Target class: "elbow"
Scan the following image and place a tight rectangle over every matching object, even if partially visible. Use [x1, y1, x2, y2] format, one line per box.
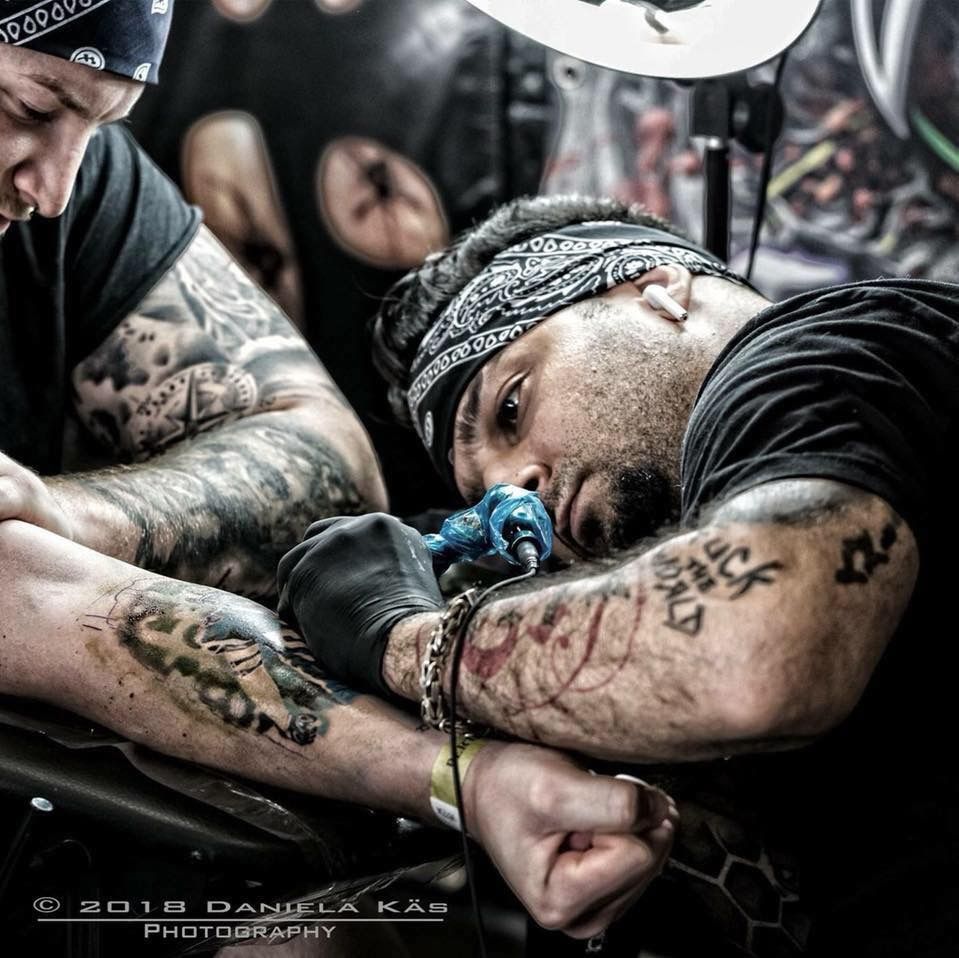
[713, 650, 861, 746]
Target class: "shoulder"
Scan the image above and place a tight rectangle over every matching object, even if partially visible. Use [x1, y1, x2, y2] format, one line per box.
[68, 125, 193, 231]
[708, 279, 959, 374]
[689, 279, 959, 420]
[61, 127, 202, 364]
[680, 279, 959, 534]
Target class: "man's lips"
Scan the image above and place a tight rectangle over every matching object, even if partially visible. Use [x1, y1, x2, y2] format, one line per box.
[555, 478, 585, 551]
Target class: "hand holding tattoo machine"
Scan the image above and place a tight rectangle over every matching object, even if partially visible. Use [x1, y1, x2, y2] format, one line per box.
[275, 484, 552, 699]
[422, 482, 553, 575]
[418, 485, 553, 739]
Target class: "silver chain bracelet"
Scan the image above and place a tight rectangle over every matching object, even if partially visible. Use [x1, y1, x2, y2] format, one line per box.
[420, 588, 479, 734]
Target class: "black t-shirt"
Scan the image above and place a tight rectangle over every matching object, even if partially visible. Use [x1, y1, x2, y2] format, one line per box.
[0, 125, 201, 474]
[681, 279, 959, 956]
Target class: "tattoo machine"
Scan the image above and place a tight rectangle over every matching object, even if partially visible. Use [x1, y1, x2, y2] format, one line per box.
[423, 483, 553, 575]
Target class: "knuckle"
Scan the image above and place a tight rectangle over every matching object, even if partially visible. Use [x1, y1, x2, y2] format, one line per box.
[367, 512, 394, 531]
[8, 473, 30, 494]
[527, 777, 558, 819]
[545, 889, 582, 930]
[316, 516, 364, 546]
[533, 903, 566, 931]
[633, 842, 654, 872]
[0, 475, 26, 505]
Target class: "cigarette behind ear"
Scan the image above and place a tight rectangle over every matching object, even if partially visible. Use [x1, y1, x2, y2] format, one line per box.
[643, 283, 688, 322]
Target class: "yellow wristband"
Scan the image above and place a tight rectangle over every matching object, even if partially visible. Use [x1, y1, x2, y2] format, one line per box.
[429, 738, 487, 831]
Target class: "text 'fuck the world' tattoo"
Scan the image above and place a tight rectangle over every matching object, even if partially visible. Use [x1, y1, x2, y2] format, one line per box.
[80, 579, 356, 749]
[652, 538, 784, 636]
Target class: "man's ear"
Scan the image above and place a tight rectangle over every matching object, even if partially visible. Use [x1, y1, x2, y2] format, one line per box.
[632, 264, 693, 314]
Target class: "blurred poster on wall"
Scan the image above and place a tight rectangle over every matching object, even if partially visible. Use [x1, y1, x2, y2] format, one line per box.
[540, 0, 959, 300]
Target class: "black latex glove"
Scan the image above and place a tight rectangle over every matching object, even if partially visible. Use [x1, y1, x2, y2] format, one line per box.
[276, 513, 444, 697]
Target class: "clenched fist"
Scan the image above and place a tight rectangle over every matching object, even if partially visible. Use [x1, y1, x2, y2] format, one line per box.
[465, 742, 678, 939]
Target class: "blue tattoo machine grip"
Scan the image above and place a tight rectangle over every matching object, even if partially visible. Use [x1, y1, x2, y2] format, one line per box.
[423, 483, 553, 574]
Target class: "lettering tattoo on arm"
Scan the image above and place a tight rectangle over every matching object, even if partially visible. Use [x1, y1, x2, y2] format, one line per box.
[60, 227, 368, 596]
[80, 578, 357, 747]
[393, 537, 787, 749]
[652, 537, 784, 636]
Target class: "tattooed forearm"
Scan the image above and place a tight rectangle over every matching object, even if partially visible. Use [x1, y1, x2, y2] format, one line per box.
[81, 577, 357, 746]
[394, 561, 741, 760]
[0, 519, 443, 815]
[54, 417, 363, 599]
[57, 227, 385, 592]
[386, 481, 917, 762]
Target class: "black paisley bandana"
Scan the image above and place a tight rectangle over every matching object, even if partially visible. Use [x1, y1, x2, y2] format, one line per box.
[0, 0, 174, 84]
[408, 221, 748, 484]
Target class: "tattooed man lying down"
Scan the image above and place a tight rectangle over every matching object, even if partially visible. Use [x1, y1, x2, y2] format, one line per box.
[279, 194, 959, 957]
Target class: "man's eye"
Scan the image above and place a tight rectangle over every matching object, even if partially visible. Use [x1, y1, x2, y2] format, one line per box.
[16, 101, 54, 125]
[496, 385, 521, 432]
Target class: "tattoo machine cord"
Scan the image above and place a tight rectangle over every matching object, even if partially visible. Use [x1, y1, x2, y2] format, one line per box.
[421, 484, 550, 956]
[746, 50, 790, 283]
[449, 559, 539, 958]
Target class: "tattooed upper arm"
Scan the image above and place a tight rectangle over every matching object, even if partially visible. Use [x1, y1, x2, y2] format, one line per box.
[698, 478, 919, 732]
[71, 225, 346, 460]
[707, 479, 917, 599]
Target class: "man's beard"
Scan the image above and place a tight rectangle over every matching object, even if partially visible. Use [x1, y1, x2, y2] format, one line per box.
[581, 465, 677, 554]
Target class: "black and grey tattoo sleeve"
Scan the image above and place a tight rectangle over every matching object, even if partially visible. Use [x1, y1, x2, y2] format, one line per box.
[58, 227, 372, 597]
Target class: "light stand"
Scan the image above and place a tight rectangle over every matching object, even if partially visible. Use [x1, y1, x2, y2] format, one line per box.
[689, 75, 784, 260]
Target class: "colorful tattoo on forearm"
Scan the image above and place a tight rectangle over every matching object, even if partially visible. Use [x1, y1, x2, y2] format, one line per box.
[81, 578, 356, 749]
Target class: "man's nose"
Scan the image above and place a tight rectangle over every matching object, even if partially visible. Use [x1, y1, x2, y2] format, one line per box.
[487, 458, 550, 495]
[13, 126, 90, 218]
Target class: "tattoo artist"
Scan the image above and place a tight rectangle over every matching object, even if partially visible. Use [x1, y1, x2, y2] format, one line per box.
[278, 196, 954, 956]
